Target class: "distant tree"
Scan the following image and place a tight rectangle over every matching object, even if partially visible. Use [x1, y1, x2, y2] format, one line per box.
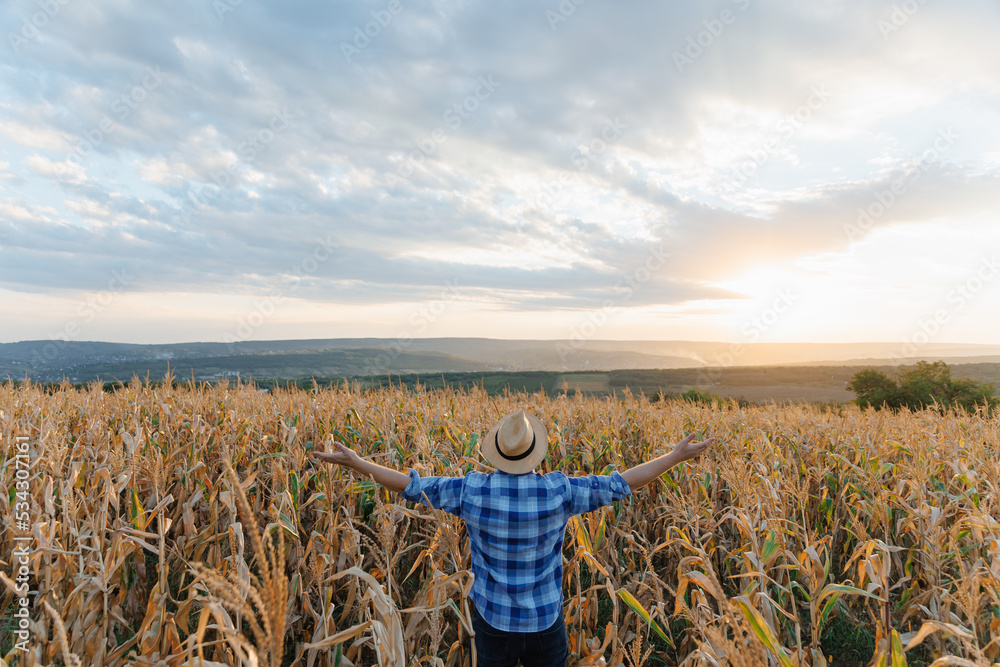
[847, 369, 902, 409]
[897, 360, 951, 410]
[946, 376, 995, 410]
[848, 361, 998, 412]
[680, 388, 719, 405]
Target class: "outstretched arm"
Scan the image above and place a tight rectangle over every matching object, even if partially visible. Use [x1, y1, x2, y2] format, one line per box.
[620, 432, 715, 492]
[310, 440, 410, 494]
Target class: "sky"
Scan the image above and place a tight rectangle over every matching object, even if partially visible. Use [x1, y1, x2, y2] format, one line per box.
[1, 0, 999, 347]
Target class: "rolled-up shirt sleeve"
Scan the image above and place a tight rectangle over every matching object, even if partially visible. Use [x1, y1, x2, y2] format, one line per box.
[564, 471, 632, 516]
[401, 468, 465, 517]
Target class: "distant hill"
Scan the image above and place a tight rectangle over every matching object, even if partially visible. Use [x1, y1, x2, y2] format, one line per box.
[3, 337, 1000, 383]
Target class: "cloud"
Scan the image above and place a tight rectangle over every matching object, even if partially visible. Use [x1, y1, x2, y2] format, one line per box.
[64, 199, 111, 219]
[1, 0, 999, 342]
[24, 155, 88, 184]
[0, 198, 56, 223]
[0, 118, 72, 151]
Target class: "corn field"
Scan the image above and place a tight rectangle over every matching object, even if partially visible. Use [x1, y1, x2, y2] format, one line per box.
[1, 374, 998, 667]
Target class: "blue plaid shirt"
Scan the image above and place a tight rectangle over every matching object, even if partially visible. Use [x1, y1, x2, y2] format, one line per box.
[401, 468, 633, 632]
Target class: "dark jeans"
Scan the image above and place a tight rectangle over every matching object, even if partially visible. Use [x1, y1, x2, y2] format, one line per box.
[471, 603, 568, 667]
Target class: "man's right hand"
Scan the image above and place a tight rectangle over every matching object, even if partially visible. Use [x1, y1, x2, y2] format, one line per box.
[673, 433, 716, 462]
[311, 441, 412, 494]
[310, 440, 363, 469]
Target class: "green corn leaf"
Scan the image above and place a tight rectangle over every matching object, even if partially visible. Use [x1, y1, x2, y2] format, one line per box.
[788, 580, 811, 603]
[279, 512, 299, 537]
[617, 589, 672, 647]
[302, 491, 326, 509]
[761, 529, 780, 563]
[346, 480, 376, 494]
[573, 516, 594, 554]
[817, 592, 841, 635]
[130, 488, 146, 531]
[288, 470, 299, 509]
[734, 596, 794, 667]
[659, 471, 681, 494]
[596, 510, 607, 551]
[464, 433, 479, 457]
[819, 583, 886, 604]
[816, 583, 885, 635]
[891, 629, 907, 667]
[889, 440, 911, 455]
[235, 419, 252, 442]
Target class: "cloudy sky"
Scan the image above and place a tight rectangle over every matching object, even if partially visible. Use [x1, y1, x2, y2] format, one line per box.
[2, 0, 999, 346]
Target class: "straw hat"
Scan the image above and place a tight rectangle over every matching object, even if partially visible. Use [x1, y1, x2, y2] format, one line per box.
[481, 410, 548, 474]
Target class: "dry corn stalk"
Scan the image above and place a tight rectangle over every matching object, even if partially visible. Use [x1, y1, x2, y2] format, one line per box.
[0, 374, 996, 666]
